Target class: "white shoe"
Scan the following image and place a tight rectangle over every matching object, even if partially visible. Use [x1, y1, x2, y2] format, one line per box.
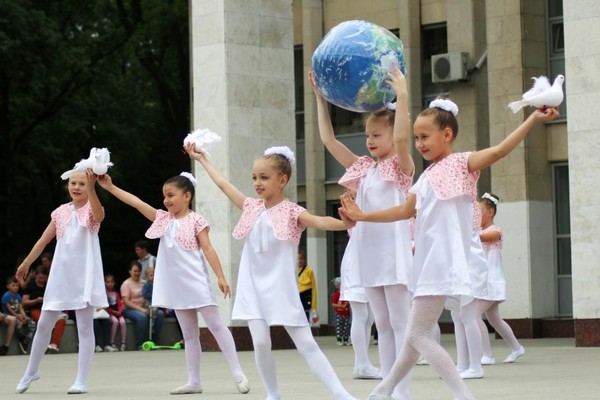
[47, 344, 59, 354]
[170, 385, 203, 395]
[459, 368, 484, 379]
[416, 357, 429, 365]
[503, 346, 525, 363]
[481, 355, 496, 365]
[353, 366, 382, 379]
[94, 345, 103, 353]
[67, 384, 88, 394]
[104, 345, 118, 352]
[16, 371, 40, 394]
[235, 375, 250, 394]
[367, 395, 398, 400]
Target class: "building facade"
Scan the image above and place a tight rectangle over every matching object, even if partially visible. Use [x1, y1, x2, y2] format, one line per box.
[190, 0, 600, 346]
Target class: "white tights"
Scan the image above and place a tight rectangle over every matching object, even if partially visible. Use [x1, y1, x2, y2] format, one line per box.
[349, 301, 377, 373]
[371, 296, 475, 400]
[248, 319, 352, 400]
[21, 306, 95, 387]
[365, 284, 411, 399]
[451, 300, 483, 372]
[175, 306, 245, 387]
[477, 300, 521, 357]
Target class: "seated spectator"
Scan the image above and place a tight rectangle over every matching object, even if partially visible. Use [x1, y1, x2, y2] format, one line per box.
[121, 261, 163, 349]
[2, 277, 36, 354]
[0, 313, 17, 355]
[142, 267, 155, 307]
[22, 265, 67, 354]
[134, 239, 156, 279]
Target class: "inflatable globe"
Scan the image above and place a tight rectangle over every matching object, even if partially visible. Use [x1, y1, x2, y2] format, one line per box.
[312, 20, 406, 113]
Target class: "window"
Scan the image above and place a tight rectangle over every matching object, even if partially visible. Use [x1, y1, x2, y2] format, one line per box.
[547, 0, 566, 118]
[552, 163, 572, 316]
[294, 45, 306, 184]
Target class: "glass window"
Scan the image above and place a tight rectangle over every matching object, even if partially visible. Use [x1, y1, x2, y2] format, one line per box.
[553, 162, 572, 316]
[547, 0, 566, 118]
[421, 23, 448, 99]
[294, 45, 305, 140]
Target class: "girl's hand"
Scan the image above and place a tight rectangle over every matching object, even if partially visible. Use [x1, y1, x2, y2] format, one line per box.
[184, 143, 207, 162]
[385, 64, 408, 97]
[85, 168, 97, 186]
[217, 277, 231, 298]
[308, 70, 325, 101]
[96, 174, 113, 189]
[339, 192, 366, 221]
[532, 106, 560, 123]
[338, 207, 356, 229]
[15, 264, 29, 281]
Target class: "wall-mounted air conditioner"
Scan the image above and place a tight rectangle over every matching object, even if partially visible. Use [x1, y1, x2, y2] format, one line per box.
[431, 52, 469, 83]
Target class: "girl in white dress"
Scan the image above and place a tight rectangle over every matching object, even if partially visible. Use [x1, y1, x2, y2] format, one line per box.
[476, 193, 525, 365]
[186, 144, 358, 400]
[340, 97, 560, 400]
[98, 172, 249, 395]
[309, 65, 414, 399]
[15, 169, 107, 394]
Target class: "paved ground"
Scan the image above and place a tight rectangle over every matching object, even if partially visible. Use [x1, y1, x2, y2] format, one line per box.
[0, 335, 597, 399]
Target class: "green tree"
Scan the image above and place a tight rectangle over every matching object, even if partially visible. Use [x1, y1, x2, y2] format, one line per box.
[0, 0, 190, 284]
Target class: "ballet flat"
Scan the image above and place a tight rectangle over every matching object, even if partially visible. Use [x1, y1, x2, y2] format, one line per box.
[170, 385, 203, 395]
[15, 371, 40, 394]
[67, 384, 88, 394]
[235, 375, 250, 394]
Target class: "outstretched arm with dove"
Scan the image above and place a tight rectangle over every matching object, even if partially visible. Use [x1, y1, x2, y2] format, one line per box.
[60, 148, 114, 180]
[97, 175, 157, 221]
[508, 75, 564, 113]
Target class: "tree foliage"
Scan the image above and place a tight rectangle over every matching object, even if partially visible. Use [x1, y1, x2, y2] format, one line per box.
[0, 0, 190, 284]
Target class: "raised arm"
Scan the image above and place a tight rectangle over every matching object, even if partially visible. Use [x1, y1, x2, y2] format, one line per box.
[15, 222, 57, 282]
[97, 175, 157, 221]
[197, 229, 231, 298]
[185, 143, 246, 210]
[308, 71, 358, 169]
[387, 65, 415, 176]
[86, 169, 105, 223]
[339, 192, 416, 222]
[468, 107, 560, 172]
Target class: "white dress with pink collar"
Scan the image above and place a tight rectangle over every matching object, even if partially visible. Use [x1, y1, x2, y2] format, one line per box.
[339, 156, 413, 290]
[468, 201, 490, 301]
[145, 210, 217, 309]
[43, 202, 108, 311]
[479, 224, 506, 302]
[231, 198, 308, 326]
[410, 152, 480, 309]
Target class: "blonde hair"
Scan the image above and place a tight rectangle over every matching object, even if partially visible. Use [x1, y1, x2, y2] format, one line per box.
[259, 153, 292, 181]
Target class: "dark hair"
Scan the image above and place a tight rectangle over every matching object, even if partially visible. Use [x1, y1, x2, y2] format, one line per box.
[33, 265, 49, 276]
[479, 193, 499, 216]
[105, 274, 115, 281]
[164, 175, 195, 201]
[261, 153, 292, 181]
[6, 276, 18, 285]
[419, 97, 459, 139]
[134, 239, 150, 250]
[40, 252, 53, 261]
[366, 108, 395, 127]
[128, 260, 142, 272]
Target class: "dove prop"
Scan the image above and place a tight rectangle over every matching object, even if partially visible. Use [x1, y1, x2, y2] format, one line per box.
[183, 128, 222, 157]
[508, 75, 564, 113]
[60, 148, 114, 180]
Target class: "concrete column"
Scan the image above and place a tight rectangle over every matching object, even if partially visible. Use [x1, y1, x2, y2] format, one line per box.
[301, 0, 329, 324]
[564, 3, 600, 346]
[486, 0, 555, 336]
[189, 0, 295, 328]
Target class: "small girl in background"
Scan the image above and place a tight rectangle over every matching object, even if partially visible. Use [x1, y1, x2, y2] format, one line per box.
[105, 274, 127, 352]
[310, 64, 414, 399]
[477, 193, 525, 364]
[98, 172, 249, 395]
[15, 168, 107, 394]
[187, 143, 358, 400]
[331, 277, 351, 346]
[340, 92, 559, 399]
[142, 267, 155, 307]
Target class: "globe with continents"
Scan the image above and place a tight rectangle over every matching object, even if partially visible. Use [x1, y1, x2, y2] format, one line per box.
[312, 20, 406, 113]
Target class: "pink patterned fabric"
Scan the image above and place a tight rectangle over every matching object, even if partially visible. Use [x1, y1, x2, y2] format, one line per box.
[338, 155, 413, 193]
[481, 224, 503, 251]
[233, 198, 306, 245]
[145, 210, 209, 251]
[51, 202, 100, 238]
[472, 201, 482, 230]
[424, 152, 480, 200]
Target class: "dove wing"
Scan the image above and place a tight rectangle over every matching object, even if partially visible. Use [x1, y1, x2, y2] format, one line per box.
[522, 76, 551, 100]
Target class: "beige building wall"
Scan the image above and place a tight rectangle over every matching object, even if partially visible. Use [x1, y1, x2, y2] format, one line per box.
[190, 0, 295, 326]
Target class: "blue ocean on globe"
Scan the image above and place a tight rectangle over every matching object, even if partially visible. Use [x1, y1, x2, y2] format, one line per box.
[312, 20, 406, 113]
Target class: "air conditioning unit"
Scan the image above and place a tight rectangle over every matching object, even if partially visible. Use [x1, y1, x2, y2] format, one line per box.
[431, 52, 469, 83]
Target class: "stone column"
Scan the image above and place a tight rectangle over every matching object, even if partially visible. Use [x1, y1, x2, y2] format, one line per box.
[301, 0, 328, 324]
[189, 0, 295, 338]
[564, 4, 600, 346]
[486, 0, 555, 336]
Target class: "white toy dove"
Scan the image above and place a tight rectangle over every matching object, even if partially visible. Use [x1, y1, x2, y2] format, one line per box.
[508, 75, 564, 113]
[183, 128, 222, 157]
[60, 147, 114, 180]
